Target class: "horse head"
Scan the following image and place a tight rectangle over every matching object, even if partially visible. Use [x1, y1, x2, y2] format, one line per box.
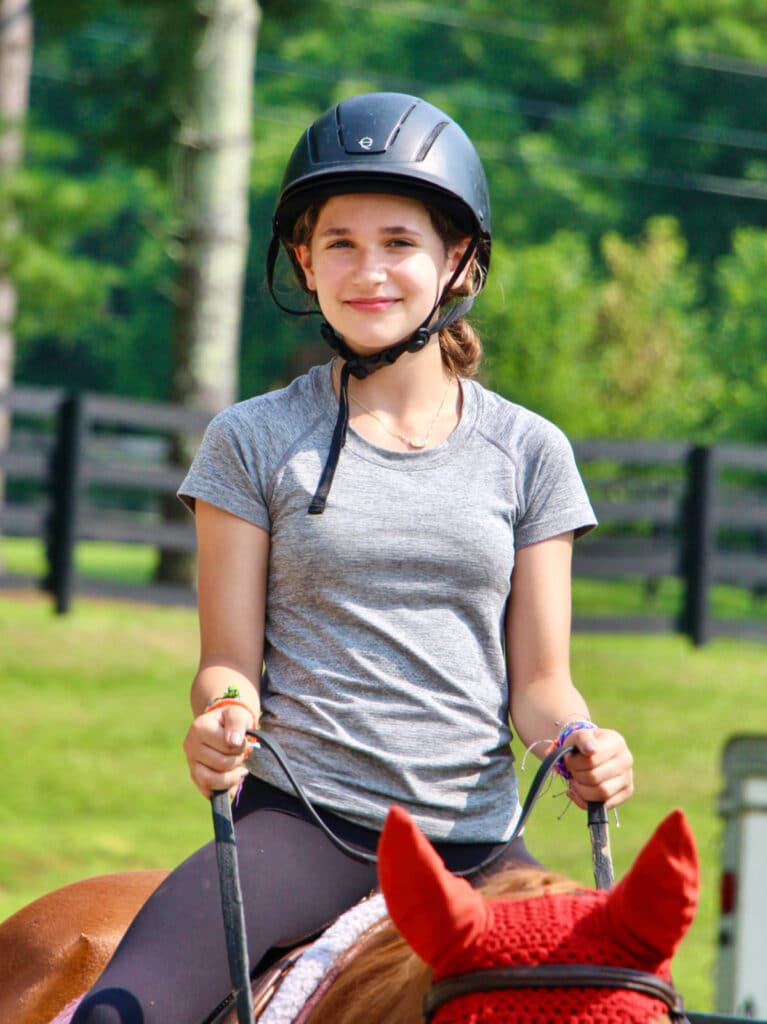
[377, 805, 699, 1024]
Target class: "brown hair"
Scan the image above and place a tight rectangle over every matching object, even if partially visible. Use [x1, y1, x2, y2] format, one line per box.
[288, 200, 487, 379]
[305, 868, 593, 1024]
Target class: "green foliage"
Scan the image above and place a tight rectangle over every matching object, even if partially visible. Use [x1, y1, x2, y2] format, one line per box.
[707, 227, 767, 440]
[589, 217, 713, 437]
[478, 219, 714, 439]
[6, 0, 767, 440]
[5, 164, 123, 343]
[480, 232, 600, 434]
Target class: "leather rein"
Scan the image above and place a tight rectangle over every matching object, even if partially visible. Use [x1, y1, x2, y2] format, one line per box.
[214, 733, 689, 1024]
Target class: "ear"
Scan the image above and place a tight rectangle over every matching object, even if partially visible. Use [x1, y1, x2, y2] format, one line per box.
[604, 809, 699, 965]
[293, 244, 316, 291]
[377, 805, 490, 975]
[444, 238, 473, 290]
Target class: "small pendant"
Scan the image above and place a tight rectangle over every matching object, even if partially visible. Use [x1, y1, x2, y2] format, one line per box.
[408, 438, 427, 449]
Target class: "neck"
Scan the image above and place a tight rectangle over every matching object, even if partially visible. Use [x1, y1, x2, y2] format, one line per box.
[333, 347, 461, 453]
[336, 341, 451, 410]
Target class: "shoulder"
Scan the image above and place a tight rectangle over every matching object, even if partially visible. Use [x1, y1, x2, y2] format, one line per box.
[205, 365, 328, 451]
[465, 379, 574, 462]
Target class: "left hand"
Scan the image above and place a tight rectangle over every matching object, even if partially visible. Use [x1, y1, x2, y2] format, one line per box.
[562, 728, 634, 810]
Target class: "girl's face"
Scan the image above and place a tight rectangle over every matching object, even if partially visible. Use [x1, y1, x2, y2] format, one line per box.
[294, 193, 469, 355]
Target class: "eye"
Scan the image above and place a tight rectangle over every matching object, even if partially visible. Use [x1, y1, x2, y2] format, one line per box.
[387, 237, 415, 248]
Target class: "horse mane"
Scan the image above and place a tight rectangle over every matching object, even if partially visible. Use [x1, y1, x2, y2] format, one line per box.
[305, 865, 673, 1024]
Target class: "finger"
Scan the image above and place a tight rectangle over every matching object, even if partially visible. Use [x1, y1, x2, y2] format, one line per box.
[191, 708, 252, 753]
[192, 763, 249, 800]
[566, 741, 632, 780]
[571, 773, 633, 809]
[220, 706, 255, 749]
[570, 727, 599, 756]
[199, 738, 251, 773]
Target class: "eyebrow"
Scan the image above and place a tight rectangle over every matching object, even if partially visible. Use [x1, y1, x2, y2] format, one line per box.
[317, 225, 424, 238]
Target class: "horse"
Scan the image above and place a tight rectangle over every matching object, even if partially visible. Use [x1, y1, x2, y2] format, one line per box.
[0, 804, 699, 1024]
[0, 869, 167, 1024]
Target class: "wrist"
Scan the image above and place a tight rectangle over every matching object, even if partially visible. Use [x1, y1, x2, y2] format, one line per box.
[547, 719, 597, 780]
[203, 686, 258, 729]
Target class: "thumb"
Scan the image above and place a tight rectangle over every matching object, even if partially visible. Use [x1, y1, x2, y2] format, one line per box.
[220, 705, 254, 748]
[571, 727, 598, 755]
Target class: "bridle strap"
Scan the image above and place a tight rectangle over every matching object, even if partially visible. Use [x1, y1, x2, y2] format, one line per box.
[423, 963, 689, 1022]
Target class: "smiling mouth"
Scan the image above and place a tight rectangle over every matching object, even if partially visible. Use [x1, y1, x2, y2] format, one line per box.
[345, 298, 399, 312]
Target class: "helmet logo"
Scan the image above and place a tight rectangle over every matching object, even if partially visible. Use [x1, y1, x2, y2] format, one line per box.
[358, 136, 374, 151]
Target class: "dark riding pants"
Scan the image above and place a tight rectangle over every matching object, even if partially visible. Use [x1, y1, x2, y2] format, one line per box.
[71, 777, 538, 1024]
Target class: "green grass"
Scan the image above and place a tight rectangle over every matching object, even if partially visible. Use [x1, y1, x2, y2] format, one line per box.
[1, 536, 158, 584]
[0, 568, 766, 1011]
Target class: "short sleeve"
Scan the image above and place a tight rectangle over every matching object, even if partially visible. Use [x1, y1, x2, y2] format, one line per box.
[177, 409, 271, 531]
[513, 423, 596, 548]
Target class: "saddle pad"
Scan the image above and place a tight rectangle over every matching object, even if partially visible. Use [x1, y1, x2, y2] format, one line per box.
[259, 893, 387, 1024]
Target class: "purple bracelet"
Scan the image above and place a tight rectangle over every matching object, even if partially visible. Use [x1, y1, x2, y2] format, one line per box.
[552, 720, 597, 780]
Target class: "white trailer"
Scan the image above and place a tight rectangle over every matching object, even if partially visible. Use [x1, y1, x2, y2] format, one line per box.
[715, 735, 767, 1018]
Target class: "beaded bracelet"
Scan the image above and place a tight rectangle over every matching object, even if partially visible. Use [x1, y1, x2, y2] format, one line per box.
[204, 685, 257, 729]
[548, 720, 597, 780]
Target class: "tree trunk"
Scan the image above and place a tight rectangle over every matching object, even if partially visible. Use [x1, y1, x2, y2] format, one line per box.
[0, 0, 33, 529]
[156, 0, 259, 584]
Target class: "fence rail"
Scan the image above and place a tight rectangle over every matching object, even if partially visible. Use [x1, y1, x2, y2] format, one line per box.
[1, 387, 766, 644]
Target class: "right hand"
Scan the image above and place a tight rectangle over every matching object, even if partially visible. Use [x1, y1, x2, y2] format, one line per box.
[183, 704, 256, 800]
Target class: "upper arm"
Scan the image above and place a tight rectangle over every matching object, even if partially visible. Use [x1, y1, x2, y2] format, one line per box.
[194, 499, 270, 684]
[506, 532, 574, 700]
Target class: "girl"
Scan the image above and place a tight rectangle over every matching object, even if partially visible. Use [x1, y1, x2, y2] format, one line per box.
[73, 91, 633, 1024]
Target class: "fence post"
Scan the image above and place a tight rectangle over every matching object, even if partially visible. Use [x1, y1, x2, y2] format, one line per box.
[45, 392, 84, 614]
[680, 444, 716, 646]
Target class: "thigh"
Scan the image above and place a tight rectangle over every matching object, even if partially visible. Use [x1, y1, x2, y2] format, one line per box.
[72, 807, 377, 1024]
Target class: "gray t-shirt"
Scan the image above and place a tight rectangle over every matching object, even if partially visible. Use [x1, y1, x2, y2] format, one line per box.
[179, 361, 596, 842]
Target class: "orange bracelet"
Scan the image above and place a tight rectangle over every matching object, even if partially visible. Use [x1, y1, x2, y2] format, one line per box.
[203, 697, 257, 730]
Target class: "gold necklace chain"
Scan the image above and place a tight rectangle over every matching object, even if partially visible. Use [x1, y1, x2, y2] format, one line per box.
[349, 376, 453, 450]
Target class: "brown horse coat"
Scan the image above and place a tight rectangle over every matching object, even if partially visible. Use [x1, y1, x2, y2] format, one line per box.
[0, 870, 166, 1024]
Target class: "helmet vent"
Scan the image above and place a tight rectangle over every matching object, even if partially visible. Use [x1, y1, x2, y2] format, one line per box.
[414, 120, 449, 162]
[337, 101, 417, 155]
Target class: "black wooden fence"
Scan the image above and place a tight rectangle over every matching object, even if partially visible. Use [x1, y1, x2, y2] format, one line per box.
[1, 387, 766, 644]
[1, 386, 209, 610]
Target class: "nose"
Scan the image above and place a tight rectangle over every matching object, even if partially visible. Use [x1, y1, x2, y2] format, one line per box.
[351, 246, 387, 284]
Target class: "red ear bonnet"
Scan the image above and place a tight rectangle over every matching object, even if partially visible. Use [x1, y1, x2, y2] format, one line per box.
[378, 804, 490, 974]
[378, 805, 700, 1024]
[604, 807, 699, 966]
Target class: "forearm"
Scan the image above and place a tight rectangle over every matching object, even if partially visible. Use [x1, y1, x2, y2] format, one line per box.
[510, 673, 591, 754]
[190, 662, 261, 723]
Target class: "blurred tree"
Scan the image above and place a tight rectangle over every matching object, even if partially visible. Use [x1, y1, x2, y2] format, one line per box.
[479, 219, 714, 440]
[589, 217, 713, 438]
[479, 232, 600, 436]
[708, 227, 767, 441]
[0, 0, 33, 522]
[156, 0, 260, 585]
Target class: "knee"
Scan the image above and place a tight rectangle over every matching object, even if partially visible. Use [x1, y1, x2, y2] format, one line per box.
[71, 987, 145, 1024]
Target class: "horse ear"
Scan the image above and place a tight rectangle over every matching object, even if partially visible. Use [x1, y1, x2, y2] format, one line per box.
[378, 805, 490, 975]
[605, 808, 699, 964]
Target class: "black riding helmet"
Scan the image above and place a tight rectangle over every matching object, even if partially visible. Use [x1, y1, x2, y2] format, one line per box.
[271, 91, 491, 272]
[266, 93, 492, 514]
